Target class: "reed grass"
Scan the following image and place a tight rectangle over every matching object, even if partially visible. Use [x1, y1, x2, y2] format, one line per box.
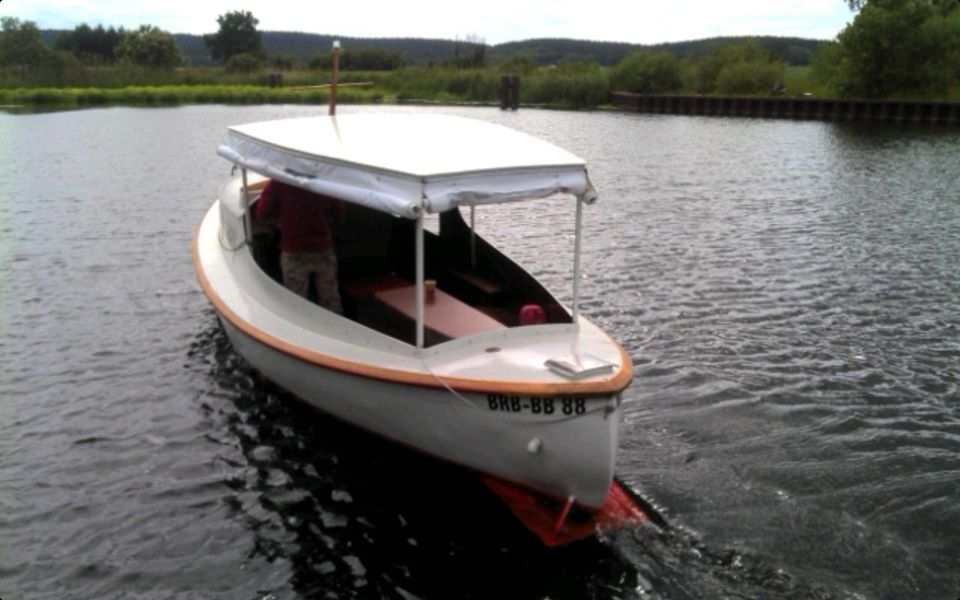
[0, 64, 619, 109]
[4, 59, 957, 109]
[523, 68, 610, 108]
[0, 84, 385, 107]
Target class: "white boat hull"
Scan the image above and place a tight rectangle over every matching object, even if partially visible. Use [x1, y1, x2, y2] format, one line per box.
[194, 198, 632, 510]
[218, 315, 621, 509]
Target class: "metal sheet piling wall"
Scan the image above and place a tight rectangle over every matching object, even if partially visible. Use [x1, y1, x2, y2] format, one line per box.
[610, 93, 960, 125]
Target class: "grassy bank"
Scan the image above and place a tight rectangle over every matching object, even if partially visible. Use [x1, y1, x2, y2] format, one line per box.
[0, 84, 384, 108]
[0, 65, 613, 109]
[3, 64, 954, 110]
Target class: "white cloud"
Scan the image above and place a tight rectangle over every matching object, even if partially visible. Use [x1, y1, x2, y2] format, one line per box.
[3, 0, 853, 43]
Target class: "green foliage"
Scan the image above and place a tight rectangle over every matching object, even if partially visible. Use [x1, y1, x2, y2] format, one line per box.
[8, 12, 958, 108]
[165, 32, 827, 69]
[689, 40, 785, 94]
[116, 25, 181, 69]
[497, 54, 537, 75]
[772, 41, 822, 66]
[307, 52, 330, 71]
[610, 49, 682, 93]
[781, 65, 831, 97]
[372, 63, 610, 107]
[0, 84, 383, 107]
[525, 62, 610, 107]
[237, 33, 459, 69]
[651, 36, 824, 66]
[54, 24, 125, 63]
[367, 66, 497, 102]
[450, 36, 487, 69]
[832, 0, 960, 98]
[308, 47, 404, 73]
[224, 53, 263, 74]
[0, 17, 55, 67]
[809, 41, 844, 92]
[269, 53, 299, 71]
[339, 47, 405, 71]
[491, 39, 634, 66]
[715, 61, 785, 94]
[204, 10, 264, 63]
[841, 0, 956, 10]
[444, 70, 497, 99]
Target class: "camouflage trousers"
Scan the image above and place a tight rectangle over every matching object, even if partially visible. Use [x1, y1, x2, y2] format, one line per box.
[280, 248, 343, 314]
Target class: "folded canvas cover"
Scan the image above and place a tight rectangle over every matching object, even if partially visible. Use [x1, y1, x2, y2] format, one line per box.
[217, 113, 593, 218]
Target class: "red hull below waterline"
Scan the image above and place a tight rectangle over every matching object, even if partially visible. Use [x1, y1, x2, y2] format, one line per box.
[482, 476, 648, 546]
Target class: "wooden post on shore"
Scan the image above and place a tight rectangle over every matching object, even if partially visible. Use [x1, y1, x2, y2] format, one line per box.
[499, 75, 519, 110]
[329, 40, 341, 116]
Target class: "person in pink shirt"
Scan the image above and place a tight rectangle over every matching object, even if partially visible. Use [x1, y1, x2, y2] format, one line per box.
[254, 180, 345, 313]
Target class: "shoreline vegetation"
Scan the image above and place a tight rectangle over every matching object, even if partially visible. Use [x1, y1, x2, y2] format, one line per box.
[0, 70, 610, 110]
[3, 63, 956, 112]
[2, 2, 958, 111]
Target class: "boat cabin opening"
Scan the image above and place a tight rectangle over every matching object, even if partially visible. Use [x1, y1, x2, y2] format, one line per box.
[245, 180, 574, 348]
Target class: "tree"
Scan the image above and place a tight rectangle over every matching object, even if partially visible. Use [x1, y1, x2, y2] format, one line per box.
[689, 40, 784, 94]
[610, 49, 683, 93]
[453, 34, 487, 68]
[54, 23, 125, 63]
[715, 61, 785, 94]
[0, 17, 54, 67]
[497, 54, 537, 75]
[307, 51, 329, 71]
[339, 47, 405, 71]
[224, 52, 263, 74]
[832, 0, 960, 97]
[116, 25, 181, 68]
[269, 52, 299, 71]
[847, 0, 958, 12]
[204, 11, 263, 63]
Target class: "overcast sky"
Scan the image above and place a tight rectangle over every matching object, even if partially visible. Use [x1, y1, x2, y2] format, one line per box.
[5, 0, 854, 44]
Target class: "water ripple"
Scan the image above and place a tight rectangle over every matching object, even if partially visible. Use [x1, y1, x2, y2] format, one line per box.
[2, 106, 958, 600]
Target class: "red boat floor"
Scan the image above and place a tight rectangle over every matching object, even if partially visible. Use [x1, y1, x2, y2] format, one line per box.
[481, 476, 648, 546]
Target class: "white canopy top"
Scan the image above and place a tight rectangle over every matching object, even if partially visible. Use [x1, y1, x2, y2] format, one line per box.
[217, 113, 594, 218]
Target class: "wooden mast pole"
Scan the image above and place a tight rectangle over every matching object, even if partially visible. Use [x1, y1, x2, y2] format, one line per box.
[329, 40, 341, 116]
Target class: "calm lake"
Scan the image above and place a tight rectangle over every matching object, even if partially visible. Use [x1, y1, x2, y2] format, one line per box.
[1, 104, 958, 600]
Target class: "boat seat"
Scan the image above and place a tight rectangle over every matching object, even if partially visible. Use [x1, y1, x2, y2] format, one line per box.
[374, 284, 506, 340]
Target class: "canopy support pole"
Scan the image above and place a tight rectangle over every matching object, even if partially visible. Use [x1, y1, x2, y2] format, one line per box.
[470, 205, 477, 268]
[241, 168, 252, 245]
[572, 196, 584, 324]
[329, 41, 340, 116]
[415, 212, 425, 349]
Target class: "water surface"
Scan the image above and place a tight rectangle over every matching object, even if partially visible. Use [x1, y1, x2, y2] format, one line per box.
[1, 105, 958, 599]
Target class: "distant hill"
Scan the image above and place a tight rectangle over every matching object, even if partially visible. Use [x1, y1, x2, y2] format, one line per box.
[40, 29, 827, 67]
[236, 33, 827, 67]
[492, 36, 823, 66]
[649, 36, 824, 65]
[489, 38, 636, 66]
[174, 32, 468, 66]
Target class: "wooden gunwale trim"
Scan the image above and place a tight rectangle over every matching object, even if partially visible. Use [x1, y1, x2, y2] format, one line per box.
[192, 209, 634, 395]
